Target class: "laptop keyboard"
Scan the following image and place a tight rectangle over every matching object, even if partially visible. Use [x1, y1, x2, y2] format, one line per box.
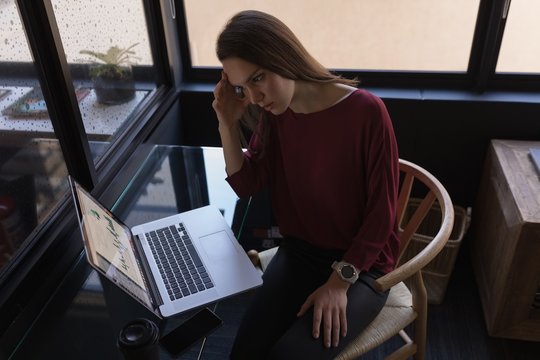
[146, 223, 214, 301]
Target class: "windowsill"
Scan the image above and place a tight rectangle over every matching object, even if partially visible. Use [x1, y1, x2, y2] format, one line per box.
[180, 82, 540, 104]
[372, 88, 540, 103]
[0, 86, 150, 140]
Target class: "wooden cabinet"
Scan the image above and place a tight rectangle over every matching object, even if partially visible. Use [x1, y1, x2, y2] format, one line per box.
[472, 139, 540, 341]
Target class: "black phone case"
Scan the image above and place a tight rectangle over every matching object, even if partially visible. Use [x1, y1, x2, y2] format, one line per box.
[159, 307, 223, 356]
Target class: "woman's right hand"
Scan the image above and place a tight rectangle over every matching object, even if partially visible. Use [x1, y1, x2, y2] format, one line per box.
[212, 71, 248, 175]
[212, 71, 249, 129]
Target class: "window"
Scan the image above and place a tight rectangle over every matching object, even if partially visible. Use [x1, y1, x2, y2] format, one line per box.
[51, 0, 158, 163]
[496, 0, 540, 74]
[179, 0, 539, 91]
[184, 0, 480, 72]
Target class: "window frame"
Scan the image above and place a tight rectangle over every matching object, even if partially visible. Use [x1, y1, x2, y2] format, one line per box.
[177, 0, 539, 92]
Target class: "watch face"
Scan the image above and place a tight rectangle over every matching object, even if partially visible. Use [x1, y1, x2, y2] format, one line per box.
[341, 265, 355, 279]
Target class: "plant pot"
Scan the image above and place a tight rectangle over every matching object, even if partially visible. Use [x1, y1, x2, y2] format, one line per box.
[90, 65, 136, 105]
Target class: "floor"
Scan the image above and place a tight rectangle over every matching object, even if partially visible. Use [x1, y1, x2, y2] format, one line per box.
[203, 235, 540, 359]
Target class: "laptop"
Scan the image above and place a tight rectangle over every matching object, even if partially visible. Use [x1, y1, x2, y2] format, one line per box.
[69, 176, 262, 318]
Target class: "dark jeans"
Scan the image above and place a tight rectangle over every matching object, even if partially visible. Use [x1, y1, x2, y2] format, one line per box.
[230, 238, 388, 360]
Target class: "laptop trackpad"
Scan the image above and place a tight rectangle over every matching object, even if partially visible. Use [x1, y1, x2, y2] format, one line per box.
[199, 231, 238, 261]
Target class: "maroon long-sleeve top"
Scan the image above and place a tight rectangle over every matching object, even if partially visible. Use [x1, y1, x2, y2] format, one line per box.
[226, 89, 400, 273]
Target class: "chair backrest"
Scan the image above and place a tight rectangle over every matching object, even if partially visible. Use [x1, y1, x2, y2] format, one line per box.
[374, 159, 454, 292]
[397, 159, 454, 258]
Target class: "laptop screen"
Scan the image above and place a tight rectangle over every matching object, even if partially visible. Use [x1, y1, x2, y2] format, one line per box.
[70, 179, 154, 311]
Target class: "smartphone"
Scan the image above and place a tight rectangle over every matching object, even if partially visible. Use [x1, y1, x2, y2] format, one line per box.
[159, 307, 223, 357]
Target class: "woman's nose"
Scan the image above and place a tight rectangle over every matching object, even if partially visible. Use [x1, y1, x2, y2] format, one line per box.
[246, 88, 263, 104]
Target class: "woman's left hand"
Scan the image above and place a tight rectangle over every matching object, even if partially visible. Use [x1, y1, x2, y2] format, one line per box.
[297, 272, 350, 348]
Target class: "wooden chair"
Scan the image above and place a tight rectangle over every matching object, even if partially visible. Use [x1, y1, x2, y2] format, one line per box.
[248, 159, 455, 360]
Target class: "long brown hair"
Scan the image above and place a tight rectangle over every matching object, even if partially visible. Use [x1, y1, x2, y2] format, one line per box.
[216, 10, 358, 151]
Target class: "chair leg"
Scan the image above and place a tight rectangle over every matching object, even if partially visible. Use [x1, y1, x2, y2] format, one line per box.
[413, 272, 427, 360]
[385, 331, 417, 360]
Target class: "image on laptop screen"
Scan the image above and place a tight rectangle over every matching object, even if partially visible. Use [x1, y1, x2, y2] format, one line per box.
[74, 183, 154, 311]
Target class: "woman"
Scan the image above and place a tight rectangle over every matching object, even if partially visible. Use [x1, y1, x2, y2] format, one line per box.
[212, 10, 400, 359]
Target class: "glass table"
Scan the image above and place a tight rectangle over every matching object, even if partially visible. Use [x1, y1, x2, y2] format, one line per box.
[7, 145, 253, 360]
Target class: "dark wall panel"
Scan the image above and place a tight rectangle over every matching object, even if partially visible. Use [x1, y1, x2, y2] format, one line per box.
[386, 100, 540, 207]
[179, 91, 222, 147]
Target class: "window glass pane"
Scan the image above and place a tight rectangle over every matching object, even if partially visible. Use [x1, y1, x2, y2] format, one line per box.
[184, 0, 480, 71]
[496, 0, 540, 74]
[51, 0, 157, 163]
[0, 0, 69, 273]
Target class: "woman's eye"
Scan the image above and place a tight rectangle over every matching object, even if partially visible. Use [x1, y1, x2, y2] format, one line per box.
[252, 74, 263, 82]
[233, 86, 245, 99]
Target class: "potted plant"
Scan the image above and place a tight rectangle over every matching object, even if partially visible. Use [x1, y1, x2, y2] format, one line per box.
[80, 43, 140, 105]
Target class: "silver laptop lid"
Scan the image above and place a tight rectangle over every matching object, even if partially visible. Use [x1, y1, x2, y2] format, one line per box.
[69, 177, 158, 316]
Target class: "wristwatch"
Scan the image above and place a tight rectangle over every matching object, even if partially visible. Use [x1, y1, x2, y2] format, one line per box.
[332, 261, 359, 284]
